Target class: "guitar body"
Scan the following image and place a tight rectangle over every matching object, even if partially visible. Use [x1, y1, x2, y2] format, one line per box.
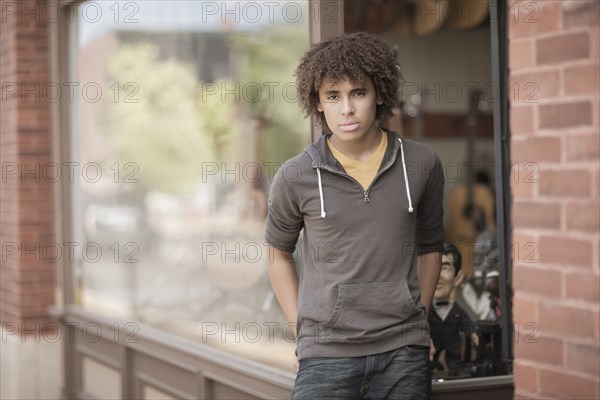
[446, 87, 495, 276]
[446, 183, 496, 276]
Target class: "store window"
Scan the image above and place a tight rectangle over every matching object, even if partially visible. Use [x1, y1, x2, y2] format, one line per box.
[72, 0, 309, 370]
[344, 0, 512, 380]
[69, 0, 511, 381]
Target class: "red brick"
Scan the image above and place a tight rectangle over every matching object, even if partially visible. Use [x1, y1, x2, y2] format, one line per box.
[540, 235, 593, 268]
[19, 212, 53, 225]
[539, 101, 593, 130]
[566, 342, 600, 378]
[509, 1, 562, 39]
[511, 168, 534, 198]
[539, 303, 596, 338]
[564, 0, 600, 29]
[565, 272, 600, 303]
[510, 160, 541, 198]
[0, 302, 24, 320]
[510, 39, 534, 71]
[513, 201, 561, 229]
[1, 262, 54, 275]
[566, 133, 600, 162]
[511, 70, 560, 102]
[513, 361, 539, 394]
[539, 169, 592, 198]
[515, 335, 563, 366]
[512, 232, 538, 265]
[0, 268, 53, 284]
[510, 105, 534, 135]
[19, 200, 54, 213]
[512, 295, 538, 325]
[511, 136, 561, 163]
[15, 117, 51, 131]
[537, 32, 591, 65]
[566, 201, 600, 232]
[17, 305, 51, 319]
[596, 308, 600, 340]
[18, 291, 54, 308]
[514, 266, 560, 296]
[9, 277, 55, 293]
[539, 368, 597, 400]
[565, 64, 600, 95]
[1, 3, 54, 331]
[592, 26, 600, 61]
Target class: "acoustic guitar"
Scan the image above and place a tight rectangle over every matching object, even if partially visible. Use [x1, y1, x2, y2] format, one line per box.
[446, 88, 495, 276]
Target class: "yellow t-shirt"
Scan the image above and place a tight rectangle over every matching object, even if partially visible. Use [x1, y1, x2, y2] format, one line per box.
[327, 130, 388, 191]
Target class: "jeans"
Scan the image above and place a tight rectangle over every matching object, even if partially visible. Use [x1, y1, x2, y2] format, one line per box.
[291, 346, 431, 400]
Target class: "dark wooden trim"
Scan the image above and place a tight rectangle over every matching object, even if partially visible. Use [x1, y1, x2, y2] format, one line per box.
[309, 0, 344, 142]
[136, 371, 194, 400]
[49, 0, 77, 397]
[490, 0, 514, 366]
[61, 306, 295, 399]
[433, 376, 514, 399]
[308, 0, 344, 48]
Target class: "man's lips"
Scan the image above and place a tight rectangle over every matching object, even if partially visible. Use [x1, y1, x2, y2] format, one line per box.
[339, 122, 360, 132]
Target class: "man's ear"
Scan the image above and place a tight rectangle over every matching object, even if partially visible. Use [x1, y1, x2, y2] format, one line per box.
[377, 98, 383, 105]
[454, 270, 465, 287]
[317, 102, 323, 112]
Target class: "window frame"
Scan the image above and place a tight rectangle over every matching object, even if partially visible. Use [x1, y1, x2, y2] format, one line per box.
[490, 0, 513, 365]
[51, 0, 513, 396]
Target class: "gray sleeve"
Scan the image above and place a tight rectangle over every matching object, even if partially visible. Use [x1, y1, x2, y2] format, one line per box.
[415, 151, 445, 255]
[264, 166, 303, 253]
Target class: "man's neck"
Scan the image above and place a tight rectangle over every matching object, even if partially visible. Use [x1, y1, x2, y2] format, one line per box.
[328, 128, 382, 161]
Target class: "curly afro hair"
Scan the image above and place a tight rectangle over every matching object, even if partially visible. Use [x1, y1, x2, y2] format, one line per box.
[294, 32, 403, 130]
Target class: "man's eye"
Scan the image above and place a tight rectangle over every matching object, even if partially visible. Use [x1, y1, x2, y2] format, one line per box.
[354, 91, 365, 97]
[327, 95, 338, 100]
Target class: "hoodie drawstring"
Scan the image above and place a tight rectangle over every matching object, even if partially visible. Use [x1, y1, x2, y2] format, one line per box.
[316, 168, 327, 218]
[315, 138, 414, 218]
[398, 138, 414, 213]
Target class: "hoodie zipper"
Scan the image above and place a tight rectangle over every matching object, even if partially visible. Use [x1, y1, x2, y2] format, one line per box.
[316, 145, 400, 204]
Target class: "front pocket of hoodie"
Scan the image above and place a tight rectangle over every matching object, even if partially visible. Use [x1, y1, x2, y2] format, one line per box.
[321, 280, 421, 341]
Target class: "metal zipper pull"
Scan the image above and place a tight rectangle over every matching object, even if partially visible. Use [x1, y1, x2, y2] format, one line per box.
[364, 191, 370, 203]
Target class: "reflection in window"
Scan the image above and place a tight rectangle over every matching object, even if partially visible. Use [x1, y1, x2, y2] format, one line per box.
[344, 0, 511, 380]
[74, 1, 309, 370]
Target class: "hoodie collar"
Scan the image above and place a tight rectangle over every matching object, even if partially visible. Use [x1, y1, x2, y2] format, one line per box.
[305, 127, 401, 173]
[305, 128, 414, 218]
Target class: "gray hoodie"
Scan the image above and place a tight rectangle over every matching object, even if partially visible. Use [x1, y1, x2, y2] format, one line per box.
[265, 128, 445, 360]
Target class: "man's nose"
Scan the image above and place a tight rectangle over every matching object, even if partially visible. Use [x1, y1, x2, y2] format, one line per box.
[341, 97, 355, 115]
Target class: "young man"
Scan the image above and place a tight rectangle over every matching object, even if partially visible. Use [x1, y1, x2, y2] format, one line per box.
[265, 32, 445, 399]
[429, 242, 474, 377]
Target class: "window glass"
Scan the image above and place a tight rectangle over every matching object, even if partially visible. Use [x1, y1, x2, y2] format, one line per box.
[74, 0, 309, 370]
[345, 0, 510, 380]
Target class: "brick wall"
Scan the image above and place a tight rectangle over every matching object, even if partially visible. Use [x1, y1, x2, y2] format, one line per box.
[0, 0, 55, 332]
[510, 1, 600, 398]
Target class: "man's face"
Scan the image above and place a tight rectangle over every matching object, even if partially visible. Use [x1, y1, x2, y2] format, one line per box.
[434, 253, 463, 300]
[317, 77, 380, 143]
